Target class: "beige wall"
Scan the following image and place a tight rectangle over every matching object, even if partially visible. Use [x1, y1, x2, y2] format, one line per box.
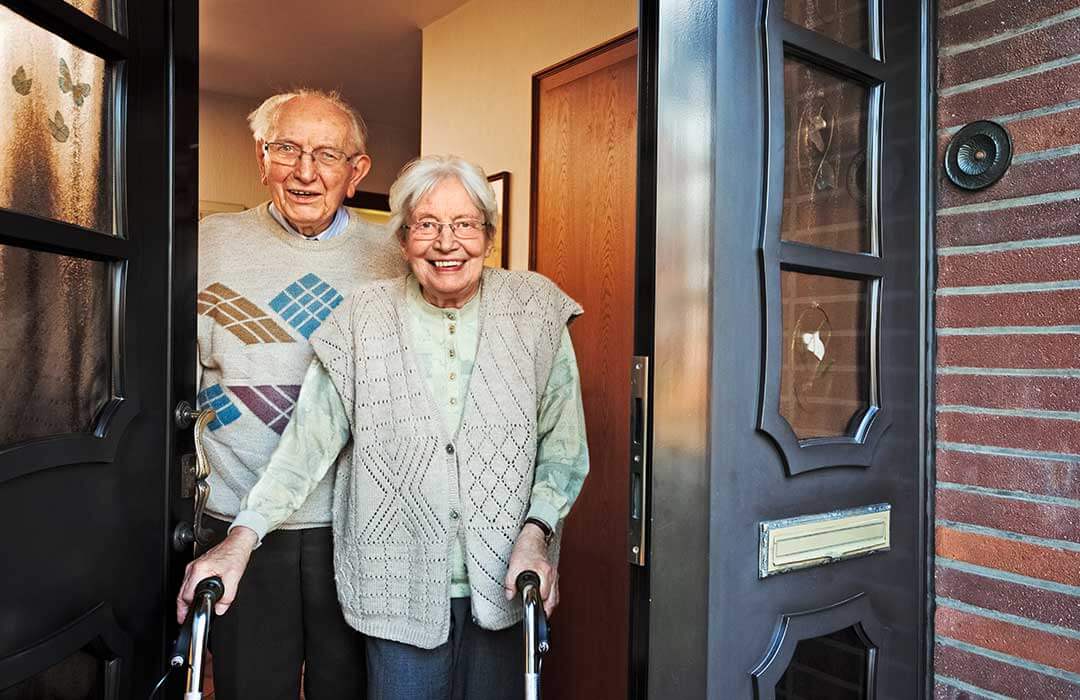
[421, 0, 637, 270]
[198, 90, 419, 208]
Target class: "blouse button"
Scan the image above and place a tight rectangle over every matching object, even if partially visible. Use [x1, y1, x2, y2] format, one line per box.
[449, 324, 456, 334]
[446, 444, 455, 454]
[450, 509, 460, 520]
[449, 348, 456, 358]
[449, 372, 456, 381]
[449, 397, 457, 405]
[447, 312, 457, 320]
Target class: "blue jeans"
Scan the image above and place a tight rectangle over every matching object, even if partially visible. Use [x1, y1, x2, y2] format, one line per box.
[366, 597, 524, 700]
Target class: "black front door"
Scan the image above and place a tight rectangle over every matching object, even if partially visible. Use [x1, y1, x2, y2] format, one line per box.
[648, 0, 930, 696]
[0, 1, 197, 697]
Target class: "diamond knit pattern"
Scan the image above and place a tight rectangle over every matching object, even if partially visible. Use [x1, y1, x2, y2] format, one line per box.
[198, 283, 295, 345]
[227, 384, 301, 435]
[311, 269, 581, 649]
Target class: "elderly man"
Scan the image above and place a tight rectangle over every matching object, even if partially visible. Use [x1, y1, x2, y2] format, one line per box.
[183, 89, 403, 699]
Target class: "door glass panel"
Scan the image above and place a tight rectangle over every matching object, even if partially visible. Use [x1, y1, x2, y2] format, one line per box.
[0, 648, 104, 699]
[782, 57, 870, 254]
[780, 270, 870, 440]
[784, 0, 869, 52]
[0, 6, 115, 234]
[775, 625, 871, 699]
[62, 0, 120, 29]
[0, 244, 111, 448]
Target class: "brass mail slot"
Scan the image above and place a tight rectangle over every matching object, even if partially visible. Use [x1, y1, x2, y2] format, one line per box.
[758, 503, 891, 578]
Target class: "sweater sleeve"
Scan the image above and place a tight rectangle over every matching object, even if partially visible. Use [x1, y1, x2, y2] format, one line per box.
[231, 359, 350, 541]
[526, 327, 589, 530]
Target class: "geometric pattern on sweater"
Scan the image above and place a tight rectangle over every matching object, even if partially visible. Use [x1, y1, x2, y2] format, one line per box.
[227, 384, 301, 435]
[311, 268, 582, 648]
[197, 282, 295, 345]
[196, 383, 242, 431]
[269, 273, 344, 339]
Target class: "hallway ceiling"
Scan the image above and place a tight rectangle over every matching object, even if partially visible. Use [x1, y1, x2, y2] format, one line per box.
[199, 0, 469, 131]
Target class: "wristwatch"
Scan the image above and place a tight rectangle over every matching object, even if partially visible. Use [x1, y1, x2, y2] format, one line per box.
[524, 517, 554, 545]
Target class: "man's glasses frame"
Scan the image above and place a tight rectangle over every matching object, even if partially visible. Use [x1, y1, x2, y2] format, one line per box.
[263, 141, 361, 168]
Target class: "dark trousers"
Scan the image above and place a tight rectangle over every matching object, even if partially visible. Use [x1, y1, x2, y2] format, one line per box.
[205, 517, 366, 700]
[365, 597, 523, 700]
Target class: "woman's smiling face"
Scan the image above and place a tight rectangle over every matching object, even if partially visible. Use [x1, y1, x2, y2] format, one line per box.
[401, 177, 492, 308]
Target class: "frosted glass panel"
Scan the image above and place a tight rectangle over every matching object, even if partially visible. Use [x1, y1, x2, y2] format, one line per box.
[0, 244, 112, 448]
[63, 0, 117, 28]
[780, 271, 870, 440]
[0, 6, 114, 233]
[782, 58, 870, 253]
[785, 0, 869, 52]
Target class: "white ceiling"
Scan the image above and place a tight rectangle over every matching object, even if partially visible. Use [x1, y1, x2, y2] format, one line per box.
[199, 0, 470, 130]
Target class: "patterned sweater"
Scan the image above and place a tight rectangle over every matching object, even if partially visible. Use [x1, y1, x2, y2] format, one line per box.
[311, 269, 582, 647]
[196, 202, 404, 528]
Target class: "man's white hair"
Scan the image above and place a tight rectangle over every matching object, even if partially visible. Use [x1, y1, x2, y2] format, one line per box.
[247, 89, 368, 154]
[388, 155, 499, 243]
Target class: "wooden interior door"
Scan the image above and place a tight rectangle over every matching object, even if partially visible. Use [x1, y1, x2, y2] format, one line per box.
[532, 33, 638, 700]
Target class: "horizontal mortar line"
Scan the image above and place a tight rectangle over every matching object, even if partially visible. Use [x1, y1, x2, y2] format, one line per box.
[938, 234, 1080, 256]
[939, 54, 1080, 97]
[938, 597, 1080, 640]
[937, 404, 1080, 421]
[938, 325, 1080, 335]
[938, 189, 1080, 216]
[937, 280, 1080, 296]
[1012, 143, 1080, 164]
[937, 557, 1080, 597]
[935, 637, 1080, 684]
[937, 366, 1080, 377]
[940, 6, 1080, 56]
[933, 674, 1008, 700]
[938, 441, 1080, 465]
[936, 518, 1080, 553]
[938, 481, 1080, 509]
[941, 0, 998, 18]
[939, 98, 1080, 136]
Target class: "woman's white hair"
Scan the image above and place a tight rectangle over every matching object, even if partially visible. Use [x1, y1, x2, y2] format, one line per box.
[389, 155, 499, 243]
[247, 89, 368, 153]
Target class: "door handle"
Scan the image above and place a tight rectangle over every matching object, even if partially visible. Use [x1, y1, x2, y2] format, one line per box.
[174, 401, 217, 554]
[628, 356, 649, 566]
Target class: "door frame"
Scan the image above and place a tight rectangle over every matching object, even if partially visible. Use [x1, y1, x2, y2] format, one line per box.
[643, 0, 936, 695]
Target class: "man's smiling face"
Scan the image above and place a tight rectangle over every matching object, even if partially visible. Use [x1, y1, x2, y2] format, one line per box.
[257, 95, 370, 236]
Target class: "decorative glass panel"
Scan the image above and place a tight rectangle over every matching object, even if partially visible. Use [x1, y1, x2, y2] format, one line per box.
[784, 0, 869, 52]
[0, 648, 104, 700]
[0, 245, 111, 448]
[62, 0, 118, 29]
[780, 271, 870, 440]
[0, 6, 115, 233]
[775, 625, 871, 699]
[781, 57, 870, 254]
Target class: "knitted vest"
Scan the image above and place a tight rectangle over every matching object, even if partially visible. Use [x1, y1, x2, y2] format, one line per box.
[311, 268, 582, 648]
[197, 203, 405, 528]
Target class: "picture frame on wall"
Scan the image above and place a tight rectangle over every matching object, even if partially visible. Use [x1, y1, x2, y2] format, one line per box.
[487, 171, 510, 268]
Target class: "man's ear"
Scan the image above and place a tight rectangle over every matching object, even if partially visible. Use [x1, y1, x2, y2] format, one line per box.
[255, 140, 268, 185]
[346, 154, 373, 197]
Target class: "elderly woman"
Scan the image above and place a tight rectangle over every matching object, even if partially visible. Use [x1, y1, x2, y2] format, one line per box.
[179, 155, 589, 699]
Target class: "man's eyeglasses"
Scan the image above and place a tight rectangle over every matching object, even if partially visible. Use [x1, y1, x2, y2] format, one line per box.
[263, 141, 360, 168]
[405, 219, 488, 241]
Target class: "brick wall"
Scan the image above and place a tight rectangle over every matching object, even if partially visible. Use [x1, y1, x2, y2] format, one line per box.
[934, 1, 1080, 697]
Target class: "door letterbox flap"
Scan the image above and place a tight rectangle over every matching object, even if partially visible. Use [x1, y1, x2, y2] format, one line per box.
[759, 503, 891, 578]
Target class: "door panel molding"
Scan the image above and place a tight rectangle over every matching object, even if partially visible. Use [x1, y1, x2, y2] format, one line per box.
[0, 603, 131, 697]
[750, 592, 881, 699]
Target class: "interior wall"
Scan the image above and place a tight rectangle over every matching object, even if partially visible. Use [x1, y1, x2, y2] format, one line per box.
[421, 0, 637, 270]
[933, 1, 1080, 697]
[198, 89, 419, 208]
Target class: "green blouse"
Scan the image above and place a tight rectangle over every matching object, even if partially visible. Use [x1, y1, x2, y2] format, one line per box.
[234, 276, 589, 598]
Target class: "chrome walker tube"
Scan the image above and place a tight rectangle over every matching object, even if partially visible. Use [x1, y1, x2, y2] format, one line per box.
[182, 576, 225, 700]
[517, 570, 549, 700]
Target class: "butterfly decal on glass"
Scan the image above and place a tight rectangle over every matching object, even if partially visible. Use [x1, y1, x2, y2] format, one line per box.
[47, 110, 69, 142]
[58, 58, 90, 107]
[11, 66, 32, 96]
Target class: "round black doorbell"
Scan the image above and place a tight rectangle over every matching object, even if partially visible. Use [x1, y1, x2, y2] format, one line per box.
[944, 120, 1012, 191]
